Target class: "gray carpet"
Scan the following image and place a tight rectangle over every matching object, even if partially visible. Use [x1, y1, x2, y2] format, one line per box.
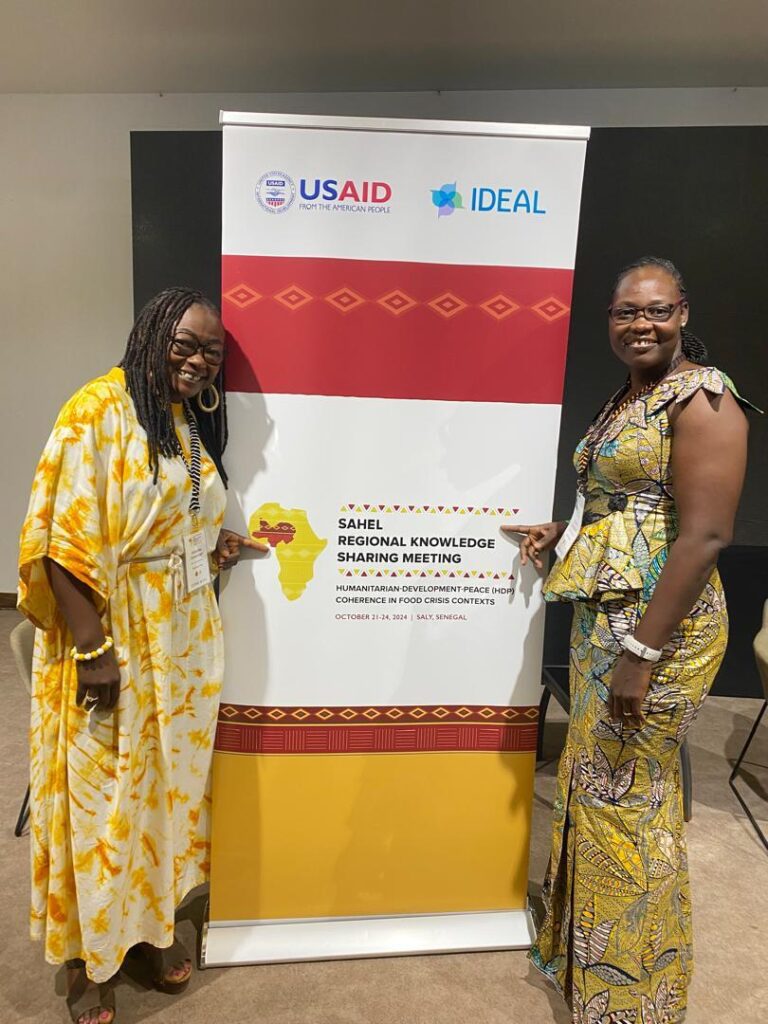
[1, 607, 766, 1023]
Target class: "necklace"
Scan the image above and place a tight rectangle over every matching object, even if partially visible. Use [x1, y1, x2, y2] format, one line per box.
[576, 354, 684, 487]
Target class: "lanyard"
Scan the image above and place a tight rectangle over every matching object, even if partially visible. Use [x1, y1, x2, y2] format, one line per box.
[177, 403, 202, 520]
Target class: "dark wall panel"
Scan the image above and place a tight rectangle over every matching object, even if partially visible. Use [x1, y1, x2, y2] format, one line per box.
[130, 127, 768, 697]
[557, 127, 768, 548]
[131, 131, 222, 311]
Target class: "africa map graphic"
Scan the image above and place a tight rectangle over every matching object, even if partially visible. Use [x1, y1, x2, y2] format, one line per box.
[248, 503, 327, 600]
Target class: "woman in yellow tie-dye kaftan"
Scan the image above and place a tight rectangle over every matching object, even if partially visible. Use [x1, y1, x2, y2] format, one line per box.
[17, 289, 239, 998]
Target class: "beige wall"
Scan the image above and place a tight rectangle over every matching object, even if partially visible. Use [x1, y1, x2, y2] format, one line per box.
[2, 87, 767, 591]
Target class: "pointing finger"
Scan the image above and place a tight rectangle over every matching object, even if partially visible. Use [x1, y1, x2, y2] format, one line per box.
[501, 524, 532, 535]
[243, 536, 271, 552]
[246, 536, 274, 552]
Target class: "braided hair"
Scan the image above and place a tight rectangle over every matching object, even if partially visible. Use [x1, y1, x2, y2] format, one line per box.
[611, 256, 709, 365]
[119, 287, 229, 485]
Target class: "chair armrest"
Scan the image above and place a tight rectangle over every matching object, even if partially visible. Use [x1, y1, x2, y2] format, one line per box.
[753, 628, 768, 700]
[542, 665, 571, 714]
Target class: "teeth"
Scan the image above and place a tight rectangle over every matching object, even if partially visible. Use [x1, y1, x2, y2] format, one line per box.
[178, 370, 202, 381]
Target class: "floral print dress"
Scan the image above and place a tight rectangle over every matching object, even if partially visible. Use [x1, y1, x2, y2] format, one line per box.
[18, 367, 226, 983]
[530, 367, 756, 1023]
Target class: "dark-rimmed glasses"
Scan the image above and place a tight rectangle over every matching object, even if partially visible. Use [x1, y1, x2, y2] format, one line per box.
[607, 299, 686, 325]
[170, 335, 225, 366]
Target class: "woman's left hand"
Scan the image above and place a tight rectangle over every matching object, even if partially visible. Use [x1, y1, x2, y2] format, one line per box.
[607, 652, 655, 728]
[215, 528, 269, 569]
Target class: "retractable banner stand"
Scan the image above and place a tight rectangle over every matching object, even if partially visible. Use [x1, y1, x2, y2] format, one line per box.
[204, 112, 589, 966]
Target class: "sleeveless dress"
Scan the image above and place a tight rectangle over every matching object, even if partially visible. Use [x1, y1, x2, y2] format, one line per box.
[18, 367, 226, 983]
[529, 367, 756, 1023]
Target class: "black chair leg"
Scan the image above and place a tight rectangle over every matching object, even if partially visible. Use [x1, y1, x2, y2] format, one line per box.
[679, 739, 693, 823]
[729, 700, 768, 853]
[14, 785, 30, 837]
[536, 687, 552, 762]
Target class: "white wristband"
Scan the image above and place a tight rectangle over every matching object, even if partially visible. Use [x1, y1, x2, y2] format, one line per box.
[622, 634, 662, 663]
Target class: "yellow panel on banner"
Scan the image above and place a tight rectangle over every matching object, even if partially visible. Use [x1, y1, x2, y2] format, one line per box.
[211, 750, 535, 921]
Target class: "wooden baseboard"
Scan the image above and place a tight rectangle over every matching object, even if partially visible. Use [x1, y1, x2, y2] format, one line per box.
[0, 593, 17, 609]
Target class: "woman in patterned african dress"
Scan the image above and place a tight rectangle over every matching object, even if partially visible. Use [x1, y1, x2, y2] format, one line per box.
[18, 288, 267, 1024]
[505, 257, 756, 1023]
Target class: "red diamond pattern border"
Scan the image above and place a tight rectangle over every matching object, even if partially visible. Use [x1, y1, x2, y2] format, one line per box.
[223, 285, 569, 320]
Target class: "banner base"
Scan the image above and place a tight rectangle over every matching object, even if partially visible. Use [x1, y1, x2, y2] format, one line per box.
[201, 909, 535, 967]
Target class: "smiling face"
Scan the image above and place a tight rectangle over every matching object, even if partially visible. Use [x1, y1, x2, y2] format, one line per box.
[608, 267, 688, 378]
[166, 303, 225, 403]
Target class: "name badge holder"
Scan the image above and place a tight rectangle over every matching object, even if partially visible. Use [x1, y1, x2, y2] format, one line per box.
[554, 490, 585, 561]
[183, 529, 212, 593]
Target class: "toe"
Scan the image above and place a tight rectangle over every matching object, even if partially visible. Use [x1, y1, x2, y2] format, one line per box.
[167, 958, 192, 982]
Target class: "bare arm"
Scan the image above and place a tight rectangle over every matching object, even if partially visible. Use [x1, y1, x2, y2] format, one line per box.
[46, 558, 120, 711]
[633, 387, 748, 649]
[608, 387, 748, 725]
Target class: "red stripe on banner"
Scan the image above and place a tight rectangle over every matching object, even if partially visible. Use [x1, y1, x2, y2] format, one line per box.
[214, 704, 539, 755]
[222, 255, 572, 404]
[215, 722, 538, 755]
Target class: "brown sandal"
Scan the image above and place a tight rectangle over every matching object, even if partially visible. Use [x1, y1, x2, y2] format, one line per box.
[137, 938, 193, 994]
[65, 961, 116, 1024]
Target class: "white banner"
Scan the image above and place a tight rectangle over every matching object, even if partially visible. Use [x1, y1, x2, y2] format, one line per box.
[206, 112, 589, 967]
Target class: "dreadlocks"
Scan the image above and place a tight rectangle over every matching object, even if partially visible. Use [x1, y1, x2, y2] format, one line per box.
[611, 256, 709, 365]
[119, 287, 229, 485]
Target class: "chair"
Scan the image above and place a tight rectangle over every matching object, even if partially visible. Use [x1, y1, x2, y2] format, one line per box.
[537, 604, 694, 822]
[728, 599, 768, 852]
[9, 618, 35, 837]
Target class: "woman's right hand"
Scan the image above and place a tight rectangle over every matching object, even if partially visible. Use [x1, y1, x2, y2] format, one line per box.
[501, 521, 566, 570]
[45, 559, 121, 712]
[75, 648, 121, 712]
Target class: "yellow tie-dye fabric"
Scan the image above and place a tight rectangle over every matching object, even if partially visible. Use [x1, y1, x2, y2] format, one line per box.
[18, 367, 226, 983]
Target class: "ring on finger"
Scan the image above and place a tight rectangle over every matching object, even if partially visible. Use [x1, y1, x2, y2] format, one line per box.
[84, 693, 99, 706]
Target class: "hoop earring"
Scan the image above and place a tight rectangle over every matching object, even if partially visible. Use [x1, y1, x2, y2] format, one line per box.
[197, 384, 220, 413]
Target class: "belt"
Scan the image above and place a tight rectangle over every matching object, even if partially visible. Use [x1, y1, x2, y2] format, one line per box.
[584, 489, 676, 526]
[119, 550, 185, 608]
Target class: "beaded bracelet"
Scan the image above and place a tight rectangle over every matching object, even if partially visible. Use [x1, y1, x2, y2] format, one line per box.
[70, 635, 114, 662]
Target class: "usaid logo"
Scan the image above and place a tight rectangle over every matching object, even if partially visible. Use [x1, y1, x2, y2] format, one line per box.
[299, 178, 392, 203]
[255, 172, 296, 214]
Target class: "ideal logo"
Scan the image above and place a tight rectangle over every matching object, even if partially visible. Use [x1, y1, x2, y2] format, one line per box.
[432, 179, 547, 217]
[431, 182, 464, 218]
[255, 172, 296, 214]
[471, 186, 546, 214]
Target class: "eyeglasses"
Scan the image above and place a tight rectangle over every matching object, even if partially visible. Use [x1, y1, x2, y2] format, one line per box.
[607, 299, 686, 325]
[170, 335, 225, 366]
